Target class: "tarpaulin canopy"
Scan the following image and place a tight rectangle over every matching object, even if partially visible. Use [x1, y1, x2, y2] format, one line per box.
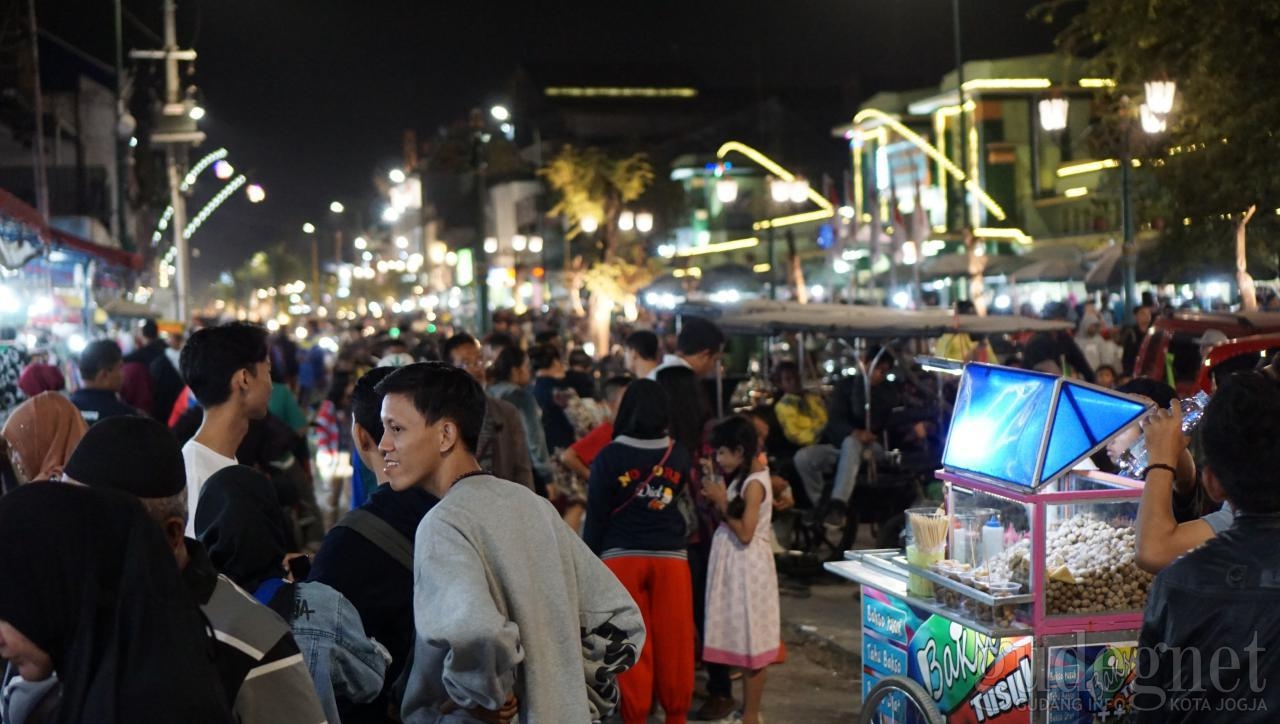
[0, 188, 142, 271]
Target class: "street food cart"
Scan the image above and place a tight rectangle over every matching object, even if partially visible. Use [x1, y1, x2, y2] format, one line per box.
[827, 363, 1155, 723]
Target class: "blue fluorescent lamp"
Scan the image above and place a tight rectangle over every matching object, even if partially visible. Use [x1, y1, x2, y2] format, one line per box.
[942, 363, 1151, 489]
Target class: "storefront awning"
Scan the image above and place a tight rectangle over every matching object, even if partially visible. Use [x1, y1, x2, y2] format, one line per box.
[0, 187, 143, 271]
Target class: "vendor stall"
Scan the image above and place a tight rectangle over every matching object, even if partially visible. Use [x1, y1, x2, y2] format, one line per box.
[827, 363, 1154, 723]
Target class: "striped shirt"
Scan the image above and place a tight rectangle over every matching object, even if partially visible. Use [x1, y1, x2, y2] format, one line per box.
[187, 542, 328, 724]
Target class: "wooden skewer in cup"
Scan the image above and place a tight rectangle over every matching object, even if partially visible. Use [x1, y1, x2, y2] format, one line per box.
[908, 507, 950, 552]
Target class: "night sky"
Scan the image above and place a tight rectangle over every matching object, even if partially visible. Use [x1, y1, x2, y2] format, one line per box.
[41, 0, 1067, 285]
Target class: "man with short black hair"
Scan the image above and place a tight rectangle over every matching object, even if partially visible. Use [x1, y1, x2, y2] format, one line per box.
[180, 322, 273, 535]
[376, 363, 644, 723]
[70, 339, 136, 424]
[1136, 373, 1280, 719]
[624, 330, 660, 379]
[308, 366, 436, 723]
[440, 333, 533, 490]
[648, 316, 725, 379]
[60, 415, 326, 724]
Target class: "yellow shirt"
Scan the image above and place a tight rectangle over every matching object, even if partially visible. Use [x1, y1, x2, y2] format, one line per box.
[774, 392, 828, 447]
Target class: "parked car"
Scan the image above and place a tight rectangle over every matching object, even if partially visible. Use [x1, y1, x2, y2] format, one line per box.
[1134, 311, 1280, 396]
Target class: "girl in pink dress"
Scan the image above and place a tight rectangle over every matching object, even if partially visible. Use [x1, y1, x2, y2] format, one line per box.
[701, 416, 781, 724]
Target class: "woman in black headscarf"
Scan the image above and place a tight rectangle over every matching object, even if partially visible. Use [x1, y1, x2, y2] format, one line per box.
[195, 465, 389, 723]
[580, 379, 696, 724]
[0, 482, 232, 724]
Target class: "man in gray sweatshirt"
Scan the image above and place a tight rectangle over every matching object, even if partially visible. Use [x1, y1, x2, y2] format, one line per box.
[375, 362, 644, 723]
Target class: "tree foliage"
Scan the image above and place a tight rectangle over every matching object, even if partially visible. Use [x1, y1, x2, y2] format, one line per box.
[1050, 0, 1280, 279]
[539, 145, 654, 257]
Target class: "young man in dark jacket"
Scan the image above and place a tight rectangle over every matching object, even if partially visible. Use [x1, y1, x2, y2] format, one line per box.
[1135, 372, 1280, 721]
[308, 366, 436, 723]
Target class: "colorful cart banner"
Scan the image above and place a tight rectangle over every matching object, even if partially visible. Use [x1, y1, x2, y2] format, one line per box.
[1044, 643, 1138, 722]
[861, 587, 1137, 722]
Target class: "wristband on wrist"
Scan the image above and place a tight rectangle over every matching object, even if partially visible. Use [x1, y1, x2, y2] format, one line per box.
[1142, 463, 1177, 479]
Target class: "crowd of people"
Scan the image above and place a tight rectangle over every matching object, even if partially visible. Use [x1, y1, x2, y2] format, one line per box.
[0, 311, 796, 724]
[3, 288, 1280, 722]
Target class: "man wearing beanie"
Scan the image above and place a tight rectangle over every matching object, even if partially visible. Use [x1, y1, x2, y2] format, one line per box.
[61, 416, 326, 724]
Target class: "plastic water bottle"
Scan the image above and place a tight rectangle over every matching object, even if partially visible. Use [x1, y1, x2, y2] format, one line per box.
[1117, 391, 1210, 478]
[981, 515, 1004, 565]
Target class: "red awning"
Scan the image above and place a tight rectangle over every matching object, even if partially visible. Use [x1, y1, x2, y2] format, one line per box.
[0, 187, 143, 271]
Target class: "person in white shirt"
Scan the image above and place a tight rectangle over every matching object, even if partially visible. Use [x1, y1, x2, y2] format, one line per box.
[646, 316, 725, 380]
[179, 322, 273, 535]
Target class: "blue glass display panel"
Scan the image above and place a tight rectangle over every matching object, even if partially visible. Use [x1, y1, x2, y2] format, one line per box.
[1041, 381, 1150, 481]
[943, 364, 1058, 487]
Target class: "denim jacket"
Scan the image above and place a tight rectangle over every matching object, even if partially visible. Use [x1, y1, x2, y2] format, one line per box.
[1136, 514, 1280, 722]
[289, 581, 391, 724]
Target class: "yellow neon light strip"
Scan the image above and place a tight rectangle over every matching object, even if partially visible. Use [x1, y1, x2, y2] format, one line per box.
[714, 142, 833, 212]
[934, 111, 947, 225]
[968, 119, 981, 223]
[675, 237, 760, 257]
[753, 209, 834, 231]
[934, 100, 976, 118]
[544, 86, 698, 98]
[961, 78, 1051, 91]
[1057, 159, 1119, 177]
[974, 227, 1033, 244]
[852, 142, 863, 222]
[852, 108, 1007, 221]
[1064, 186, 1089, 198]
[1078, 78, 1117, 88]
[715, 141, 835, 230]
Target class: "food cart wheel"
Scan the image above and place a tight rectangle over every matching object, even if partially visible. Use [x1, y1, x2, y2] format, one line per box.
[859, 675, 945, 724]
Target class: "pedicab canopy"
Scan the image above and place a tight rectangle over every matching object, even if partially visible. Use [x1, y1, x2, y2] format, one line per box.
[942, 363, 1151, 490]
[678, 300, 1072, 339]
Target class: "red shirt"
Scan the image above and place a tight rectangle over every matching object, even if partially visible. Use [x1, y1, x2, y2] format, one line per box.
[570, 422, 614, 466]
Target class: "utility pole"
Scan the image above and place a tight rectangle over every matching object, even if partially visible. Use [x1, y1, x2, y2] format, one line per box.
[162, 0, 189, 323]
[27, 0, 48, 221]
[131, 0, 202, 323]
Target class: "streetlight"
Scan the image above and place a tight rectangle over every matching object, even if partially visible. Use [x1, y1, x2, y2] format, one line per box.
[528, 235, 543, 253]
[329, 201, 345, 214]
[1038, 98, 1069, 133]
[1139, 104, 1166, 134]
[512, 234, 527, 252]
[188, 105, 206, 121]
[490, 105, 510, 122]
[1144, 81, 1177, 115]
[617, 211, 635, 232]
[636, 212, 654, 234]
[483, 237, 498, 254]
[1041, 80, 1176, 323]
[580, 215, 599, 233]
[715, 178, 739, 204]
[762, 177, 811, 298]
[388, 168, 407, 184]
[302, 222, 316, 234]
[354, 236, 367, 250]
